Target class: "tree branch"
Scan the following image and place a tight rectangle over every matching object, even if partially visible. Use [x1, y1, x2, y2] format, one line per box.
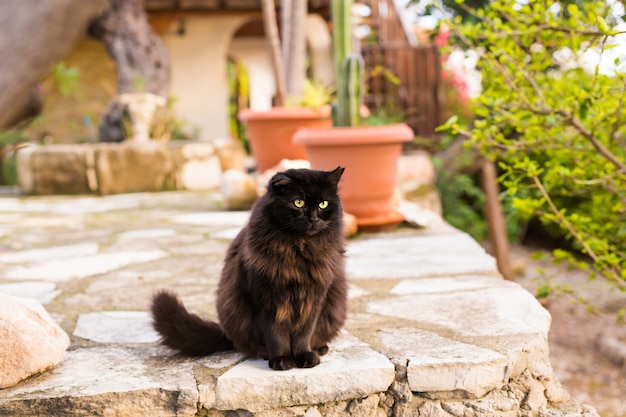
[532, 175, 624, 289]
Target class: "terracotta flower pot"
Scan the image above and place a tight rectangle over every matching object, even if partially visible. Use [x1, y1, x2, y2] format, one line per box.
[293, 123, 413, 230]
[238, 106, 331, 173]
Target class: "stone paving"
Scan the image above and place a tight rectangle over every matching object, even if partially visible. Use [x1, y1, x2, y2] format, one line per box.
[0, 190, 599, 416]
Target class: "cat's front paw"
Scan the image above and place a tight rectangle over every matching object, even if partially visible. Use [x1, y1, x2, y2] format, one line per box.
[295, 351, 321, 368]
[269, 355, 296, 371]
[314, 344, 329, 356]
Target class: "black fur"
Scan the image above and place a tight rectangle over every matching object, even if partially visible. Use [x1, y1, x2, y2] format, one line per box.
[151, 167, 348, 370]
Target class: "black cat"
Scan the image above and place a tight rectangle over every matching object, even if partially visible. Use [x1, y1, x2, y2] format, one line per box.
[151, 167, 348, 371]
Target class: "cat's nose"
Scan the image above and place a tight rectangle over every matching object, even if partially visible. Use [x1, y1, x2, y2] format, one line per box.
[309, 211, 320, 222]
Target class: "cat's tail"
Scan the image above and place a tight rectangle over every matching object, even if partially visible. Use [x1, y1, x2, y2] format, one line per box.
[150, 290, 234, 356]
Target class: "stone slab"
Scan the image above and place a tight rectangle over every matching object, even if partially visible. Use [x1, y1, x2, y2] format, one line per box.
[0, 242, 99, 263]
[117, 228, 178, 240]
[180, 155, 222, 190]
[0, 347, 199, 417]
[214, 332, 395, 413]
[73, 311, 161, 343]
[390, 275, 511, 295]
[27, 145, 93, 195]
[346, 233, 498, 280]
[212, 227, 243, 240]
[368, 284, 551, 338]
[0, 282, 60, 304]
[378, 328, 508, 397]
[3, 250, 168, 281]
[95, 142, 174, 195]
[172, 211, 251, 227]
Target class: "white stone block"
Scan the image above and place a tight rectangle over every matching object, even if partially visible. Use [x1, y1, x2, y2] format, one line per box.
[180, 155, 222, 190]
[368, 285, 551, 338]
[346, 233, 498, 280]
[0, 347, 199, 416]
[378, 328, 507, 397]
[214, 332, 395, 412]
[15, 144, 37, 194]
[74, 311, 160, 344]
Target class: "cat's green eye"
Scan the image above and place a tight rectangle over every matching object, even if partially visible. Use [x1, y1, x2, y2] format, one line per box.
[318, 200, 329, 209]
[294, 199, 305, 208]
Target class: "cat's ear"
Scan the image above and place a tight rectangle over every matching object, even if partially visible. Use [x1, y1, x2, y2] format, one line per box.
[326, 167, 345, 186]
[268, 173, 292, 192]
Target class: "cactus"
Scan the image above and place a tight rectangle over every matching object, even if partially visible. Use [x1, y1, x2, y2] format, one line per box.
[332, 0, 364, 127]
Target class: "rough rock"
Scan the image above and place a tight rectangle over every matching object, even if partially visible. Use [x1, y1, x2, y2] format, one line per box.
[95, 142, 173, 195]
[214, 137, 247, 172]
[221, 169, 258, 210]
[171, 141, 223, 190]
[256, 159, 311, 196]
[343, 212, 358, 237]
[397, 152, 436, 195]
[22, 144, 93, 194]
[0, 293, 70, 389]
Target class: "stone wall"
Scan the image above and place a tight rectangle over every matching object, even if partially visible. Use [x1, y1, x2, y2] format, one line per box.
[16, 140, 245, 195]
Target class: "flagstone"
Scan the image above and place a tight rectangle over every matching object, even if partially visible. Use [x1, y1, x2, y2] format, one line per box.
[74, 311, 161, 343]
[368, 285, 551, 338]
[3, 250, 168, 281]
[389, 275, 513, 295]
[378, 328, 508, 397]
[0, 347, 199, 417]
[117, 228, 178, 240]
[346, 233, 498, 280]
[0, 243, 99, 264]
[213, 332, 395, 413]
[172, 211, 251, 227]
[0, 282, 60, 304]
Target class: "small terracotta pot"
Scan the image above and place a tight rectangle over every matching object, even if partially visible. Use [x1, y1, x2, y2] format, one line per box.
[293, 123, 413, 230]
[238, 106, 331, 173]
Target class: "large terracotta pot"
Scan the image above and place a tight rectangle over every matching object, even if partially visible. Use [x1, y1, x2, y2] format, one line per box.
[238, 106, 331, 173]
[293, 123, 413, 230]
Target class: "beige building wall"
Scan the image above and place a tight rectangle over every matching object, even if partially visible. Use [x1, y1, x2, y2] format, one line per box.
[161, 15, 259, 142]
[229, 37, 275, 111]
[23, 12, 331, 145]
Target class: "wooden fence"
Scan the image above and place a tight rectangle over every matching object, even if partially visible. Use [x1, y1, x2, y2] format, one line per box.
[362, 45, 443, 139]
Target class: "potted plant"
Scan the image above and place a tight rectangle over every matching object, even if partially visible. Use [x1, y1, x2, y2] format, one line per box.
[238, 81, 333, 173]
[237, 0, 333, 173]
[293, 0, 413, 230]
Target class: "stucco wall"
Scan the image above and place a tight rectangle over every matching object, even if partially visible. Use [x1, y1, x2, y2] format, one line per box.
[229, 37, 275, 111]
[22, 12, 330, 145]
[161, 15, 252, 141]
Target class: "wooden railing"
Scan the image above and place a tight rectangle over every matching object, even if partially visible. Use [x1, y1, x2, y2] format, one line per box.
[362, 45, 442, 138]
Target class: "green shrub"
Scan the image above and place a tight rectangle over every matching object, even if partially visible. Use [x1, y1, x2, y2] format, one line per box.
[441, 0, 626, 293]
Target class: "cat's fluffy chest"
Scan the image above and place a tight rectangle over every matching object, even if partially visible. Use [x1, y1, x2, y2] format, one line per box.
[247, 233, 339, 286]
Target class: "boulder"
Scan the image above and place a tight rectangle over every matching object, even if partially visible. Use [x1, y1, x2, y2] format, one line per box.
[213, 137, 247, 172]
[0, 293, 70, 389]
[221, 169, 258, 210]
[95, 142, 173, 195]
[18, 144, 93, 195]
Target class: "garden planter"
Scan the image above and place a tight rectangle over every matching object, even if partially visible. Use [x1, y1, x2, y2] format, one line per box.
[238, 106, 331, 173]
[293, 123, 413, 230]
